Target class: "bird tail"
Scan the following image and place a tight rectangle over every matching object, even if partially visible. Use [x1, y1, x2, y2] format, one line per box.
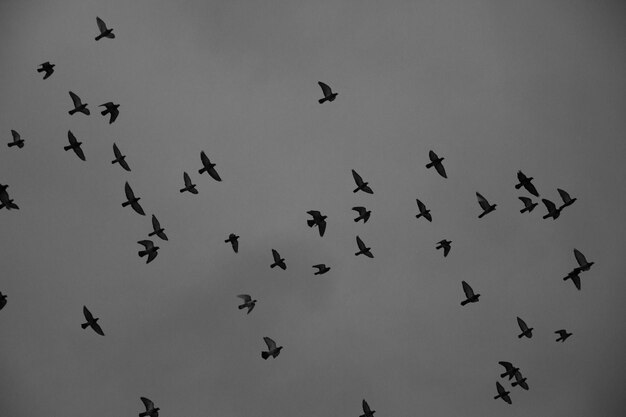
[238, 304, 245, 310]
[517, 334, 523, 339]
[514, 183, 522, 189]
[499, 372, 508, 378]
[148, 231, 156, 237]
[318, 97, 328, 104]
[425, 162, 434, 168]
[7, 142, 17, 148]
[37, 67, 44, 73]
[81, 323, 89, 329]
[353, 217, 360, 222]
[270, 263, 277, 268]
[198, 167, 207, 174]
[138, 250, 147, 257]
[80, 108, 90, 115]
[69, 108, 77, 115]
[460, 299, 469, 306]
[100, 109, 108, 116]
[415, 213, 422, 219]
[261, 351, 270, 360]
[520, 207, 527, 213]
[179, 187, 187, 193]
[63, 145, 72, 151]
[122, 201, 131, 207]
[95, 34, 103, 41]
[493, 394, 501, 400]
[353, 187, 360, 193]
[478, 212, 486, 219]
[307, 219, 315, 227]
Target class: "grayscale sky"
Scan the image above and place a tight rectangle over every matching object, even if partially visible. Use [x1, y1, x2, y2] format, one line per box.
[1, 0, 625, 416]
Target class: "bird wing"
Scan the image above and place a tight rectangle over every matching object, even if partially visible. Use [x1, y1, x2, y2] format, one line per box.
[573, 249, 587, 268]
[318, 220, 326, 237]
[307, 210, 321, 218]
[428, 150, 438, 162]
[517, 317, 528, 332]
[140, 397, 154, 411]
[109, 108, 119, 123]
[263, 337, 276, 350]
[124, 182, 135, 200]
[208, 166, 222, 182]
[183, 172, 192, 187]
[517, 171, 527, 182]
[571, 274, 581, 290]
[496, 381, 506, 395]
[352, 206, 365, 215]
[200, 151, 209, 167]
[443, 245, 450, 257]
[96, 17, 108, 33]
[499, 361, 513, 372]
[151, 215, 161, 231]
[361, 184, 374, 194]
[555, 330, 566, 337]
[525, 182, 539, 197]
[247, 303, 255, 313]
[67, 130, 77, 145]
[138, 240, 153, 250]
[11, 130, 20, 142]
[146, 251, 158, 263]
[557, 188, 571, 203]
[352, 169, 364, 186]
[272, 249, 281, 262]
[462, 281, 474, 298]
[232, 239, 238, 253]
[416, 199, 426, 212]
[119, 157, 130, 171]
[356, 236, 366, 251]
[542, 198, 556, 212]
[476, 192, 490, 210]
[237, 294, 251, 302]
[100, 102, 113, 108]
[83, 306, 93, 321]
[434, 161, 447, 178]
[318, 81, 332, 96]
[91, 321, 105, 336]
[113, 143, 122, 159]
[312, 264, 324, 270]
[362, 399, 371, 414]
[69, 91, 82, 107]
[73, 145, 86, 161]
[518, 196, 532, 207]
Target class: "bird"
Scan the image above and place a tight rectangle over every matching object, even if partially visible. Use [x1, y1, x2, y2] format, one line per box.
[516, 316, 533, 339]
[138, 397, 159, 417]
[198, 151, 222, 181]
[270, 249, 286, 270]
[179, 172, 198, 194]
[494, 381, 512, 404]
[352, 206, 371, 223]
[81, 306, 104, 336]
[237, 294, 257, 314]
[0, 292, 7, 310]
[355, 236, 373, 258]
[68, 91, 89, 115]
[515, 171, 539, 197]
[573, 249, 594, 272]
[111, 143, 131, 171]
[511, 370, 529, 390]
[122, 182, 146, 215]
[351, 170, 373, 194]
[436, 239, 451, 257]
[498, 361, 519, 380]
[307, 210, 327, 237]
[37, 61, 55, 79]
[0, 185, 19, 210]
[557, 188, 577, 210]
[415, 198, 432, 222]
[225, 234, 239, 253]
[541, 198, 561, 220]
[95, 17, 115, 41]
[426, 150, 447, 178]
[476, 192, 497, 218]
[312, 264, 331, 275]
[563, 269, 581, 290]
[360, 399, 376, 417]
[137, 240, 159, 264]
[261, 336, 283, 359]
[317, 81, 337, 104]
[99, 102, 120, 124]
[148, 215, 168, 241]
[555, 329, 572, 342]
[518, 196, 538, 213]
[64, 130, 86, 161]
[460, 281, 480, 306]
[7, 130, 24, 148]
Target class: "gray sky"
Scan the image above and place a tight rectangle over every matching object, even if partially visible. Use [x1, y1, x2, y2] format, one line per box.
[1, 0, 625, 415]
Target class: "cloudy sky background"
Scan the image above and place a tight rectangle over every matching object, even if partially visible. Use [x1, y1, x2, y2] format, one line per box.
[1, 0, 625, 415]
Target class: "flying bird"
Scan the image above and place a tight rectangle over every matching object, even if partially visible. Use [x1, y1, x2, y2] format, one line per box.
[460, 281, 480, 306]
[81, 306, 104, 336]
[426, 150, 447, 178]
[351, 170, 373, 194]
[312, 264, 331, 275]
[436, 239, 451, 257]
[137, 240, 159, 264]
[261, 336, 283, 359]
[0, 292, 7, 310]
[518, 196, 537, 213]
[541, 198, 561, 220]
[138, 397, 159, 417]
[111, 143, 131, 171]
[516, 316, 533, 339]
[352, 206, 371, 223]
[7, 130, 24, 148]
[355, 236, 374, 258]
[198, 151, 222, 181]
[68, 91, 89, 115]
[180, 172, 198, 194]
[317, 81, 337, 104]
[225, 234, 239, 253]
[511, 370, 529, 390]
[555, 329, 572, 342]
[0, 185, 19, 210]
[237, 294, 257, 314]
[557, 188, 577, 210]
[573, 249, 594, 272]
[148, 215, 168, 241]
[64, 130, 85, 161]
[415, 198, 432, 222]
[99, 102, 120, 124]
[270, 249, 286, 270]
[122, 182, 146, 215]
[95, 17, 115, 41]
[37, 61, 55, 79]
[563, 269, 581, 290]
[360, 399, 376, 417]
[515, 171, 539, 197]
[307, 210, 327, 237]
[498, 361, 519, 380]
[494, 382, 512, 404]
[476, 192, 497, 218]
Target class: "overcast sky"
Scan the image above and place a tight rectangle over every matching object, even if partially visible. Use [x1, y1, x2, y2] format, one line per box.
[1, 0, 625, 416]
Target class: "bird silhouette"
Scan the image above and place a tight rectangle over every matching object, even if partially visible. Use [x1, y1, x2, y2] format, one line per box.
[511, 370, 529, 390]
[237, 294, 257, 314]
[261, 336, 283, 359]
[270, 249, 286, 270]
[312, 264, 331, 275]
[138, 397, 159, 417]
[317, 81, 337, 103]
[436, 239, 451, 257]
[307, 210, 327, 236]
[8, 130, 24, 149]
[0, 292, 7, 310]
[37, 61, 55, 79]
[148, 215, 168, 241]
[81, 306, 104, 336]
[498, 361, 519, 380]
[95, 17, 115, 41]
[476, 192, 497, 218]
[0, 185, 19, 210]
[557, 188, 576, 210]
[68, 91, 89, 115]
[180, 172, 198, 194]
[515, 171, 539, 197]
[555, 329, 572, 342]
[541, 198, 561, 220]
[516, 317, 533, 338]
[137, 240, 159, 264]
[563, 269, 581, 290]
[352, 170, 373, 194]
[225, 234, 239, 253]
[518, 196, 537, 213]
[99, 102, 120, 124]
[352, 206, 371, 223]
[64, 130, 86, 161]
[460, 281, 480, 305]
[360, 399, 376, 417]
[426, 150, 447, 178]
[573, 249, 594, 272]
[415, 198, 432, 222]
[355, 236, 374, 258]
[494, 381, 512, 404]
[198, 151, 222, 181]
[122, 182, 146, 215]
[111, 143, 131, 171]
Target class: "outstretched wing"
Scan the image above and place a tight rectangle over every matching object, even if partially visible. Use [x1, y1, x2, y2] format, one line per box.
[318, 220, 326, 237]
[183, 172, 193, 187]
[318, 81, 332, 97]
[362, 399, 371, 414]
[151, 215, 161, 231]
[571, 274, 581, 290]
[573, 249, 587, 268]
[434, 161, 447, 178]
[499, 361, 513, 372]
[124, 182, 135, 200]
[476, 192, 490, 210]
[200, 151, 210, 167]
[557, 188, 571, 203]
[517, 171, 527, 182]
[443, 244, 450, 257]
[96, 17, 108, 33]
[542, 198, 557, 212]
[263, 336, 276, 350]
[352, 169, 364, 186]
[272, 249, 281, 262]
[91, 321, 105, 336]
[416, 199, 426, 213]
[356, 236, 366, 251]
[462, 281, 474, 298]
[518, 196, 532, 207]
[352, 206, 366, 216]
[428, 150, 438, 162]
[140, 397, 154, 411]
[517, 317, 528, 332]
[208, 166, 221, 182]
[525, 182, 539, 197]
[113, 143, 122, 159]
[69, 91, 82, 107]
[73, 145, 86, 161]
[67, 130, 78, 145]
[237, 294, 251, 302]
[138, 240, 153, 250]
[83, 306, 94, 321]
[11, 130, 20, 142]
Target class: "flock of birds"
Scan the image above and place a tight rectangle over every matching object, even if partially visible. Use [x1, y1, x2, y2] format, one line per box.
[0, 16, 597, 415]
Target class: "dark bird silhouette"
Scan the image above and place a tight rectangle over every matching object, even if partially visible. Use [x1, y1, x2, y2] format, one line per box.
[476, 192, 497, 218]
[573, 249, 594, 272]
[426, 150, 447, 178]
[360, 399, 376, 417]
[95, 17, 115, 41]
[37, 61, 55, 79]
[436, 239, 451, 257]
[198, 151, 222, 181]
[68, 91, 89, 115]
[64, 130, 86, 161]
[352, 169, 373, 194]
[138, 397, 159, 417]
[137, 240, 159, 264]
[112, 143, 131, 171]
[517, 316, 533, 339]
[557, 188, 577, 210]
[237, 294, 257, 314]
[261, 336, 283, 359]
[541, 198, 561, 220]
[515, 171, 539, 197]
[518, 196, 537, 213]
[317, 81, 337, 103]
[355, 236, 373, 258]
[0, 185, 19, 210]
[415, 198, 432, 222]
[498, 361, 519, 380]
[122, 182, 146, 215]
[555, 329, 572, 342]
[460, 281, 480, 305]
[307, 210, 327, 236]
[0, 292, 7, 310]
[352, 206, 371, 223]
[563, 269, 581, 290]
[270, 249, 286, 270]
[511, 370, 529, 390]
[494, 382, 512, 404]
[312, 264, 331, 275]
[81, 306, 104, 336]
[180, 172, 198, 194]
[225, 234, 239, 253]
[8, 130, 24, 148]
[99, 102, 120, 124]
[149, 215, 168, 241]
